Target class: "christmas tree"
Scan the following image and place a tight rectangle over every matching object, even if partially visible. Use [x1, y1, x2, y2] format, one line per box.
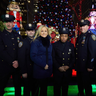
[33, 0, 75, 37]
[0, 21, 4, 32]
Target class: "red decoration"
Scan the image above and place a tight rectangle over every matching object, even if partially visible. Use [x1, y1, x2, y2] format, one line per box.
[68, 0, 85, 21]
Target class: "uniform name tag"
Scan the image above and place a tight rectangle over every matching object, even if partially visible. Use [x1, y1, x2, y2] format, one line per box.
[69, 49, 71, 51]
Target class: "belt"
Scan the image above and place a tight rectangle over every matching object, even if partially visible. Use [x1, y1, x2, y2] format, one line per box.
[14, 20, 20, 22]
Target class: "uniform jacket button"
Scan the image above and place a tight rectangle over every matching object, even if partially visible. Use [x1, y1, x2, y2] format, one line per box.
[5, 45, 7, 47]
[63, 58, 65, 60]
[13, 48, 15, 50]
[83, 59, 85, 61]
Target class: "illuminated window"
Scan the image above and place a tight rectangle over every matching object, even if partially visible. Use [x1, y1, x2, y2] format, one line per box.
[28, 0, 30, 3]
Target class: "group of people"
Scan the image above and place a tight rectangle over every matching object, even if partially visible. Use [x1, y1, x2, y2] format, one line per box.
[0, 14, 96, 96]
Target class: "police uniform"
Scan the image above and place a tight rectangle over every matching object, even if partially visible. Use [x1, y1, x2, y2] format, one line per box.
[0, 14, 21, 96]
[52, 28, 75, 96]
[75, 19, 96, 96]
[18, 23, 35, 96]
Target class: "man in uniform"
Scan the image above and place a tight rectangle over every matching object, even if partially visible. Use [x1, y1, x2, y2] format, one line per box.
[0, 14, 21, 96]
[52, 27, 75, 96]
[18, 23, 35, 96]
[75, 19, 96, 96]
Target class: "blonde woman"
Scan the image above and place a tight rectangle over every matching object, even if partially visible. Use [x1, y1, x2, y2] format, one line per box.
[30, 25, 53, 96]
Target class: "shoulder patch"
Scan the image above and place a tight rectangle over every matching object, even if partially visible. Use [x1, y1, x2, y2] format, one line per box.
[91, 34, 96, 41]
[18, 41, 23, 48]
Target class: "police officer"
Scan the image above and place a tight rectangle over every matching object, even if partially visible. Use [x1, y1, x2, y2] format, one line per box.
[0, 14, 21, 96]
[18, 23, 35, 96]
[52, 27, 75, 96]
[75, 19, 96, 96]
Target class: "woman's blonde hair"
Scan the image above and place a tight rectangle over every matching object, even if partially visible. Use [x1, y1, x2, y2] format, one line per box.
[33, 25, 50, 41]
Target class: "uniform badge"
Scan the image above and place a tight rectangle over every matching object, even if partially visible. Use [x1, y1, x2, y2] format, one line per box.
[5, 14, 9, 18]
[91, 34, 96, 41]
[68, 49, 71, 54]
[18, 42, 23, 48]
[29, 24, 32, 27]
[63, 28, 66, 31]
[81, 19, 84, 22]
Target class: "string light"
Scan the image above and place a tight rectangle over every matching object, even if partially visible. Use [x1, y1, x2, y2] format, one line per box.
[33, 0, 75, 37]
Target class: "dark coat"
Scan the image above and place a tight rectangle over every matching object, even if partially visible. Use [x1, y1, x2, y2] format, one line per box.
[52, 40, 75, 78]
[75, 31, 96, 72]
[0, 29, 22, 74]
[30, 36, 53, 79]
[18, 37, 33, 75]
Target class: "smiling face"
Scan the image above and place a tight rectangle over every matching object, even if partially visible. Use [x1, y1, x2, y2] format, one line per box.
[80, 25, 89, 34]
[8, 3, 20, 11]
[40, 27, 48, 38]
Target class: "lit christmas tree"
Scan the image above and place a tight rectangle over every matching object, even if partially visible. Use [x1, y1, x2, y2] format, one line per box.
[33, 0, 75, 38]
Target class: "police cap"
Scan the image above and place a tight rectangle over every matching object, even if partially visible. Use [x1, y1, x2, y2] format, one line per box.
[25, 23, 36, 30]
[59, 27, 69, 35]
[78, 19, 90, 27]
[1, 14, 15, 22]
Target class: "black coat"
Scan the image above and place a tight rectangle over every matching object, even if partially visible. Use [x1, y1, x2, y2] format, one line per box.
[52, 40, 75, 78]
[30, 36, 53, 79]
[18, 37, 33, 75]
[0, 29, 22, 74]
[75, 31, 96, 72]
